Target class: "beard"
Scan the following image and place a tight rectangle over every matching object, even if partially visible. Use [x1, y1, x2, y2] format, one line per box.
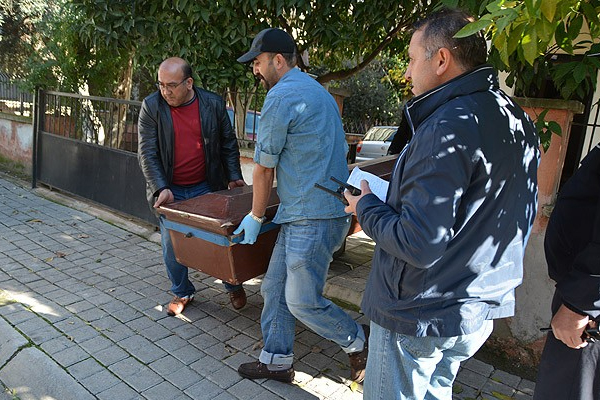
[256, 73, 276, 92]
[259, 76, 272, 91]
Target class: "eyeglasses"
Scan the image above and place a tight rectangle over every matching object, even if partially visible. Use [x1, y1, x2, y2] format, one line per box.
[155, 78, 189, 91]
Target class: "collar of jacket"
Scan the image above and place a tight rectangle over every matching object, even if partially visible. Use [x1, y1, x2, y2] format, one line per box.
[156, 85, 206, 108]
[404, 64, 499, 136]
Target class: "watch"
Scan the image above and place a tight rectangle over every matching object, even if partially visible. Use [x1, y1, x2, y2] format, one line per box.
[248, 211, 267, 224]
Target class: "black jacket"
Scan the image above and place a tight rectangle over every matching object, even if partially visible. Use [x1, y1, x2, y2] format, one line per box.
[545, 144, 600, 319]
[137, 86, 243, 209]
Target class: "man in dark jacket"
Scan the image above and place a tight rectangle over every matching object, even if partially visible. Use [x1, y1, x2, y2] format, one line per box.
[344, 9, 539, 400]
[138, 57, 246, 316]
[533, 144, 600, 400]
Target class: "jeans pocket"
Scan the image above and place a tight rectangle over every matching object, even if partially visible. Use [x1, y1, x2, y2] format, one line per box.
[397, 334, 440, 359]
[285, 221, 319, 270]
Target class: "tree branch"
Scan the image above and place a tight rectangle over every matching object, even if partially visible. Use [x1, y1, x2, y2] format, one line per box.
[277, 15, 310, 71]
[316, 21, 406, 84]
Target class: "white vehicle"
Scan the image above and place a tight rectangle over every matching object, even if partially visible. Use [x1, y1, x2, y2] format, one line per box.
[226, 108, 261, 140]
[355, 126, 398, 162]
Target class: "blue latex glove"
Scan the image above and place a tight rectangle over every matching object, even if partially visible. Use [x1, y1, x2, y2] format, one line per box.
[233, 214, 262, 244]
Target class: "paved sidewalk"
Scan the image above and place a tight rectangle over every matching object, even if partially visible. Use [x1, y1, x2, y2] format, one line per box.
[0, 174, 535, 399]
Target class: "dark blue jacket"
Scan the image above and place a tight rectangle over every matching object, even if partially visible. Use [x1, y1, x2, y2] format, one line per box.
[357, 65, 540, 337]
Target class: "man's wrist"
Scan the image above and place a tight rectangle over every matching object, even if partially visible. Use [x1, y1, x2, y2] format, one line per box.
[248, 211, 266, 224]
[563, 301, 588, 317]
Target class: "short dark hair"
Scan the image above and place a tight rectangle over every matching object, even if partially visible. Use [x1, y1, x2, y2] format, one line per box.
[413, 8, 487, 72]
[181, 61, 193, 80]
[280, 52, 297, 68]
[265, 51, 297, 68]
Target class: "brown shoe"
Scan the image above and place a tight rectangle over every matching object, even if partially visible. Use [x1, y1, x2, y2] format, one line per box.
[229, 287, 247, 310]
[238, 361, 294, 383]
[166, 295, 193, 316]
[348, 324, 370, 383]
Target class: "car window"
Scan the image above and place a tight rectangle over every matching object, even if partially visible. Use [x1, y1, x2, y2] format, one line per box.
[227, 109, 236, 128]
[363, 127, 397, 142]
[245, 112, 260, 133]
[227, 108, 260, 133]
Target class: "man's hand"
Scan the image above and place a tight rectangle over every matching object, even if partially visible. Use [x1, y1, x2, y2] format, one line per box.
[228, 180, 246, 189]
[153, 188, 174, 208]
[233, 214, 262, 244]
[551, 304, 590, 349]
[344, 180, 372, 215]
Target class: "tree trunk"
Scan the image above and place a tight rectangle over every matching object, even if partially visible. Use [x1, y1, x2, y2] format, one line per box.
[109, 51, 135, 150]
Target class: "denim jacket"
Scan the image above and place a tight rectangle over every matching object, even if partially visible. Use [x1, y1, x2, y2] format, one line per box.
[254, 68, 349, 224]
[357, 65, 540, 337]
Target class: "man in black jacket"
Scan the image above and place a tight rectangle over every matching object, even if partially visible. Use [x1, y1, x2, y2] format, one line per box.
[534, 144, 600, 400]
[138, 57, 246, 315]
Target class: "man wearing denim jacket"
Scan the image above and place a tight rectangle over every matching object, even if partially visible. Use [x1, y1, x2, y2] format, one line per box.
[233, 28, 369, 384]
[345, 9, 539, 400]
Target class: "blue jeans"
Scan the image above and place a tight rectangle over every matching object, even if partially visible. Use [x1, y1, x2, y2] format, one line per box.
[159, 182, 241, 297]
[258, 216, 365, 366]
[364, 320, 494, 400]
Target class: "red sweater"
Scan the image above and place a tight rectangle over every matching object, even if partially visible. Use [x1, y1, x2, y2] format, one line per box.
[170, 98, 206, 185]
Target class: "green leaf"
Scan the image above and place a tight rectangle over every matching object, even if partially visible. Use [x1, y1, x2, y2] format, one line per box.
[552, 62, 575, 80]
[493, 32, 510, 66]
[555, 21, 573, 53]
[454, 19, 493, 38]
[540, 0, 558, 22]
[523, 0, 536, 16]
[547, 121, 562, 135]
[573, 63, 587, 84]
[521, 28, 538, 65]
[507, 23, 525, 55]
[180, 0, 189, 12]
[496, 13, 517, 35]
[535, 108, 549, 131]
[560, 79, 579, 99]
[200, 9, 209, 23]
[567, 15, 584, 39]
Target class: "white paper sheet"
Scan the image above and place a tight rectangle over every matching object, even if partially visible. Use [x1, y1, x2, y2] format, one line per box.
[347, 167, 389, 202]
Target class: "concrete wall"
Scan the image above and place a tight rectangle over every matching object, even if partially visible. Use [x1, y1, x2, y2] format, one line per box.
[0, 114, 33, 175]
[239, 148, 256, 184]
[499, 100, 585, 361]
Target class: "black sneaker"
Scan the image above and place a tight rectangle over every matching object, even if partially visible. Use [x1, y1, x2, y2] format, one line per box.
[238, 361, 295, 383]
[348, 324, 370, 383]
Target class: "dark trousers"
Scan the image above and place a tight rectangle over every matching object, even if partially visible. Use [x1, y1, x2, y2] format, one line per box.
[534, 293, 600, 400]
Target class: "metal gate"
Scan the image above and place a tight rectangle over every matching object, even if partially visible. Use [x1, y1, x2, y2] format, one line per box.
[32, 90, 157, 224]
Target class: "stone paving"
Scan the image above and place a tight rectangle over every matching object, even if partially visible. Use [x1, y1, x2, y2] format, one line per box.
[0, 173, 535, 399]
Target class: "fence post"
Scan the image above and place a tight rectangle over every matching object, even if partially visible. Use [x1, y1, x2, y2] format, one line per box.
[31, 87, 42, 188]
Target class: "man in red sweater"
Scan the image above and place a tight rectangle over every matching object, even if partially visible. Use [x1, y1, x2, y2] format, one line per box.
[138, 57, 246, 315]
